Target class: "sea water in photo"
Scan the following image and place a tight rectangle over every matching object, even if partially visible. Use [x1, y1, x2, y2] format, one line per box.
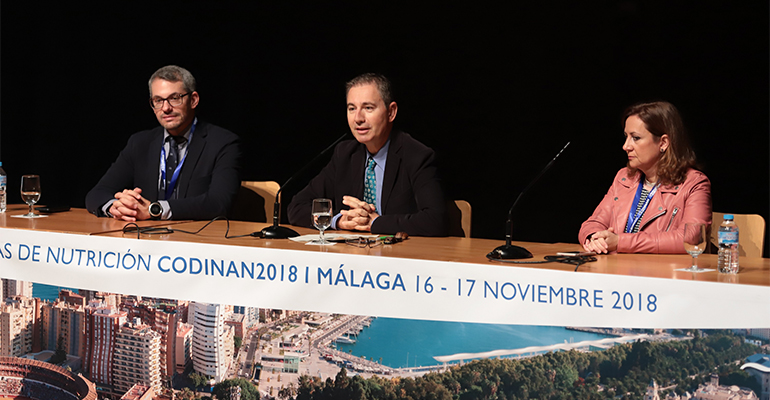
[33, 283, 78, 302]
[33, 283, 611, 370]
[335, 317, 610, 368]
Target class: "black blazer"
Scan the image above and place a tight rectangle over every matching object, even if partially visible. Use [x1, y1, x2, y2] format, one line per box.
[85, 120, 241, 220]
[287, 130, 448, 236]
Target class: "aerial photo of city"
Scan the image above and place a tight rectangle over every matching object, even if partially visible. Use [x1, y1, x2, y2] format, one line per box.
[0, 279, 767, 400]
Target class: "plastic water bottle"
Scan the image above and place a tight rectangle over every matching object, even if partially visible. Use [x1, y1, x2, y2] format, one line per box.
[717, 214, 739, 274]
[0, 162, 6, 213]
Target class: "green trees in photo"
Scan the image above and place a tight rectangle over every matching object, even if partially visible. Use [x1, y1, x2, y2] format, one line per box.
[213, 378, 259, 400]
[284, 332, 760, 400]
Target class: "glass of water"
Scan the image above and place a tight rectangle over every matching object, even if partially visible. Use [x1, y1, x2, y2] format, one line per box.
[312, 198, 332, 244]
[682, 223, 707, 272]
[20, 175, 42, 218]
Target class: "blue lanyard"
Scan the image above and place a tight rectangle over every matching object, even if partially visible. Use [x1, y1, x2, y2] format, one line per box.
[625, 180, 658, 233]
[160, 120, 196, 200]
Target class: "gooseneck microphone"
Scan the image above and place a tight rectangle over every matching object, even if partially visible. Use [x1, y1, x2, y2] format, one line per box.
[259, 133, 350, 239]
[487, 141, 571, 260]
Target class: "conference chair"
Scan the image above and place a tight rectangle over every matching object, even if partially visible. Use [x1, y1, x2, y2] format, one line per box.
[230, 181, 280, 222]
[447, 200, 472, 238]
[709, 212, 765, 258]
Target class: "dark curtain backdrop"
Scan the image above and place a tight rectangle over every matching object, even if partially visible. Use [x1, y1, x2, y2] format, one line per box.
[2, 3, 767, 255]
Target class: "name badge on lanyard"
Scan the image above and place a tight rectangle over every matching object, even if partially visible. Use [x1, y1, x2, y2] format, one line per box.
[160, 120, 197, 200]
[625, 180, 658, 233]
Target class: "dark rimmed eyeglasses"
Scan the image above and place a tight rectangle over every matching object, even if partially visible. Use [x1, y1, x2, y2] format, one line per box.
[344, 235, 405, 248]
[150, 92, 191, 109]
[345, 238, 384, 248]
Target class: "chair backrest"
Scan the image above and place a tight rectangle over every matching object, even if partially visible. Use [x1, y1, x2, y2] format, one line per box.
[447, 200, 472, 238]
[710, 212, 765, 258]
[230, 181, 280, 223]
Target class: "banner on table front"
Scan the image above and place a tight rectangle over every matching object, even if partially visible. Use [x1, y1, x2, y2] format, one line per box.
[0, 229, 767, 329]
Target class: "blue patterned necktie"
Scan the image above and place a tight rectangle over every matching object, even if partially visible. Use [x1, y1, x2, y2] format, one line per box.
[364, 157, 377, 213]
[162, 136, 185, 200]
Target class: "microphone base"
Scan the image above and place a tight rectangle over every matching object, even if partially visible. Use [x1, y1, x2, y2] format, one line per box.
[487, 244, 533, 260]
[260, 225, 300, 239]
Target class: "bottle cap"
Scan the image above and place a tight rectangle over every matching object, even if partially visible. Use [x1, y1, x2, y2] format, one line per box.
[724, 214, 734, 220]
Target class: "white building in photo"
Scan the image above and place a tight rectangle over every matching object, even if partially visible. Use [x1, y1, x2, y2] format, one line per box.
[190, 302, 233, 383]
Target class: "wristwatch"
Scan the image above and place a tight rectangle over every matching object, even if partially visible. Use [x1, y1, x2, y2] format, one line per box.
[149, 202, 163, 220]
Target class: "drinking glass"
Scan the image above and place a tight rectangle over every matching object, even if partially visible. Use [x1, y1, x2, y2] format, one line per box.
[20, 175, 42, 218]
[312, 198, 332, 244]
[682, 223, 707, 272]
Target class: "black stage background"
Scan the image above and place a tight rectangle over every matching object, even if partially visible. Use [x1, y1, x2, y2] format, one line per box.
[1, 3, 768, 255]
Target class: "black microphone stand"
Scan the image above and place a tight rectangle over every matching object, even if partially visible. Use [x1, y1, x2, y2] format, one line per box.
[259, 133, 349, 239]
[487, 142, 571, 260]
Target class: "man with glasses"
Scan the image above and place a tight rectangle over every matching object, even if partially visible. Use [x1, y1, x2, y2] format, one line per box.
[287, 73, 447, 237]
[86, 65, 241, 221]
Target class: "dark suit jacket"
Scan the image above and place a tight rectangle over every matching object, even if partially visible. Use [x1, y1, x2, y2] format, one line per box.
[287, 130, 448, 236]
[85, 120, 241, 220]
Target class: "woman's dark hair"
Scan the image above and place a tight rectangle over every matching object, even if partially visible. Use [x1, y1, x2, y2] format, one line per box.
[623, 101, 697, 186]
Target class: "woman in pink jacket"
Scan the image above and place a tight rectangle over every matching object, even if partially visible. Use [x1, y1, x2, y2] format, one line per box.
[580, 101, 712, 254]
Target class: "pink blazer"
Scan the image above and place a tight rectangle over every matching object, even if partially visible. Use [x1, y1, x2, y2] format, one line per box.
[579, 168, 712, 254]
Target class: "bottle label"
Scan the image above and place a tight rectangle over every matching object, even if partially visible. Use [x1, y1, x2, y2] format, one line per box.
[718, 231, 738, 244]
